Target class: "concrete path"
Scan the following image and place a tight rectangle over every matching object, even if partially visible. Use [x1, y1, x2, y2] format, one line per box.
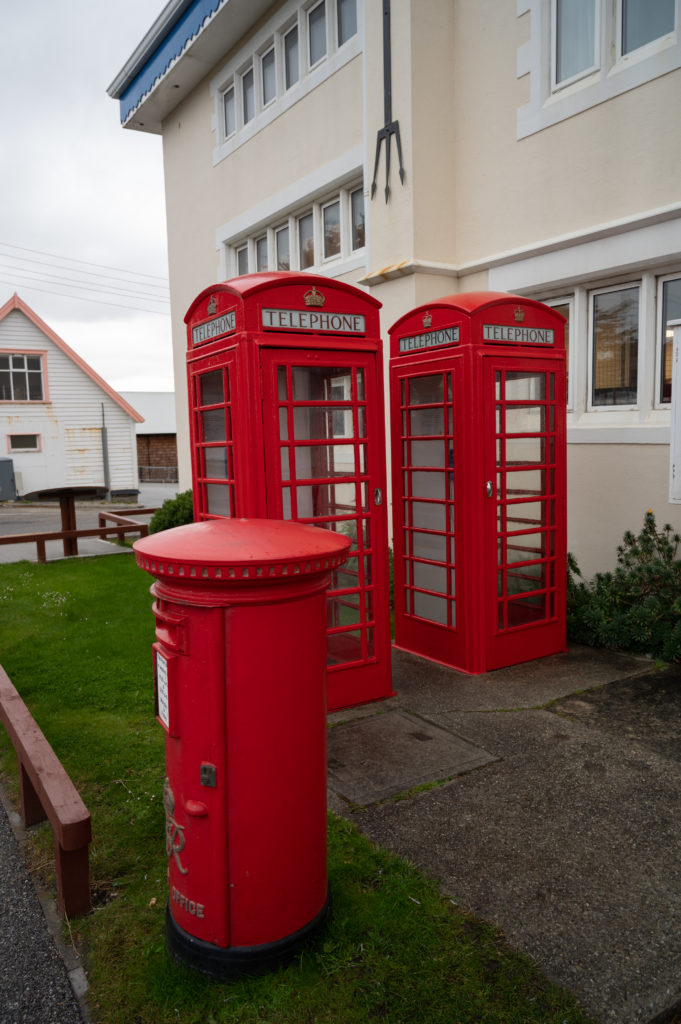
[328, 647, 681, 1024]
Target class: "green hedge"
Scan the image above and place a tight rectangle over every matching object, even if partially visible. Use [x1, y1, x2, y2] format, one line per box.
[148, 489, 194, 534]
[567, 510, 681, 661]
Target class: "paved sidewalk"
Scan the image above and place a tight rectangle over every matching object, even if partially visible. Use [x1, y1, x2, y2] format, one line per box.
[329, 647, 681, 1024]
[0, 790, 87, 1023]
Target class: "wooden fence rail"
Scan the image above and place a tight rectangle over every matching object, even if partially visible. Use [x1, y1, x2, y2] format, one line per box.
[0, 664, 91, 917]
[0, 509, 156, 563]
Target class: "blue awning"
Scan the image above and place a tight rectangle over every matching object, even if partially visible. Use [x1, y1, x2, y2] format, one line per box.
[118, 0, 223, 124]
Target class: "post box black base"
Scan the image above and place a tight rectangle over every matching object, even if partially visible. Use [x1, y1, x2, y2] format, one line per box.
[165, 894, 329, 979]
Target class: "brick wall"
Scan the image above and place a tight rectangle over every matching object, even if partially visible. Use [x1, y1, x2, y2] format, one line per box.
[137, 434, 178, 468]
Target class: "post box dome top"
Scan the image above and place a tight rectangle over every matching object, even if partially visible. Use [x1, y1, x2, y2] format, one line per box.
[134, 517, 351, 584]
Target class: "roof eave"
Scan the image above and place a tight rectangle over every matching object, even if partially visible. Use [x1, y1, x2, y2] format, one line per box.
[107, 0, 273, 135]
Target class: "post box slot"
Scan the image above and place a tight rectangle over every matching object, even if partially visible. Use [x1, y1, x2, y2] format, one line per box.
[153, 602, 187, 653]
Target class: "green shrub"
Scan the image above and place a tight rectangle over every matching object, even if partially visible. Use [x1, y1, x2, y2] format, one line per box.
[567, 510, 681, 661]
[148, 489, 194, 534]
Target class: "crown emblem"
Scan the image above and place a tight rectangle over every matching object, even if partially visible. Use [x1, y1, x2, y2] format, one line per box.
[304, 286, 326, 308]
[207, 295, 217, 315]
[422, 311, 432, 328]
[513, 306, 525, 322]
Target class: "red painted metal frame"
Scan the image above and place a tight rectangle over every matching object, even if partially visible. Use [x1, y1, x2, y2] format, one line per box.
[389, 292, 567, 675]
[185, 273, 393, 711]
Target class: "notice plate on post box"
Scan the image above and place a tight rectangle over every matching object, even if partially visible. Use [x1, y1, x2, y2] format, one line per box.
[155, 649, 171, 731]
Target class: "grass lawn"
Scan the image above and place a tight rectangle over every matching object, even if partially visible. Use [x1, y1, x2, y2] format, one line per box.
[0, 554, 594, 1024]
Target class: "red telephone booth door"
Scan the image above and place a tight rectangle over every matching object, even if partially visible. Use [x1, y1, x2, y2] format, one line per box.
[261, 349, 391, 712]
[483, 358, 566, 671]
[391, 358, 468, 671]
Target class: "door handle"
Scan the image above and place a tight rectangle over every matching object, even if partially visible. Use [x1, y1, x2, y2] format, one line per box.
[374, 488, 383, 506]
[485, 481, 494, 498]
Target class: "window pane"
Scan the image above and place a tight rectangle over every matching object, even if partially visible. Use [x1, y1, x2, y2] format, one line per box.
[284, 26, 299, 88]
[555, 0, 596, 83]
[242, 67, 255, 123]
[27, 373, 43, 401]
[276, 226, 290, 270]
[299, 211, 314, 268]
[200, 370, 224, 406]
[338, 0, 357, 46]
[350, 188, 365, 249]
[206, 483, 231, 516]
[661, 278, 681, 402]
[409, 375, 443, 405]
[9, 434, 39, 450]
[255, 236, 268, 272]
[323, 200, 340, 259]
[623, 0, 674, 54]
[224, 87, 236, 136]
[0, 371, 10, 400]
[237, 246, 249, 276]
[262, 48, 276, 105]
[551, 302, 570, 391]
[592, 287, 639, 406]
[309, 2, 326, 65]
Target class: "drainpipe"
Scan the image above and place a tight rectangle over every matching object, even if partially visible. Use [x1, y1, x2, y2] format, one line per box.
[101, 403, 111, 497]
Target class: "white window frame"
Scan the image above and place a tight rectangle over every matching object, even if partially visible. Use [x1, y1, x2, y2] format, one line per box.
[587, 281, 641, 413]
[551, 0, 601, 92]
[655, 273, 681, 407]
[321, 197, 341, 261]
[336, 0, 358, 49]
[260, 44, 277, 108]
[223, 83, 236, 137]
[306, 0, 328, 70]
[669, 320, 681, 500]
[617, 0, 677, 59]
[240, 64, 255, 125]
[542, 295, 574, 409]
[255, 234, 269, 272]
[518, 0, 681, 139]
[282, 20, 301, 91]
[223, 179, 366, 278]
[0, 351, 46, 403]
[212, 0, 362, 160]
[7, 433, 41, 452]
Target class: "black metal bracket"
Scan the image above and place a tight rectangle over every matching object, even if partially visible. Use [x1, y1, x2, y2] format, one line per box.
[371, 0, 405, 203]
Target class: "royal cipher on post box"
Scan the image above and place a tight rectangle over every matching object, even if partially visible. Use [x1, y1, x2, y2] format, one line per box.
[389, 292, 567, 675]
[185, 272, 393, 713]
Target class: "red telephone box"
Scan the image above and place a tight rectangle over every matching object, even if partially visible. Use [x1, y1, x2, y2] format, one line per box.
[389, 292, 567, 674]
[185, 272, 393, 712]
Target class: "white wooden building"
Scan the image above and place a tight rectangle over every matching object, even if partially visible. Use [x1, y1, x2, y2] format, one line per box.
[0, 293, 142, 498]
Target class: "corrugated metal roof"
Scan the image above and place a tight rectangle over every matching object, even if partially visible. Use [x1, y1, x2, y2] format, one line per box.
[119, 391, 176, 434]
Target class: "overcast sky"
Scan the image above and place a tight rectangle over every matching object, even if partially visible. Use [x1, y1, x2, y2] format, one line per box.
[1, 0, 173, 392]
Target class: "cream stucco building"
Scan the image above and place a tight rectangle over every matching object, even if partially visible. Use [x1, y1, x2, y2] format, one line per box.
[109, 0, 681, 576]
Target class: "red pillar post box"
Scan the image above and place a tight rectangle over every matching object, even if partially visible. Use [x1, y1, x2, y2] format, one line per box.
[184, 272, 393, 713]
[134, 518, 350, 977]
[388, 292, 567, 674]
